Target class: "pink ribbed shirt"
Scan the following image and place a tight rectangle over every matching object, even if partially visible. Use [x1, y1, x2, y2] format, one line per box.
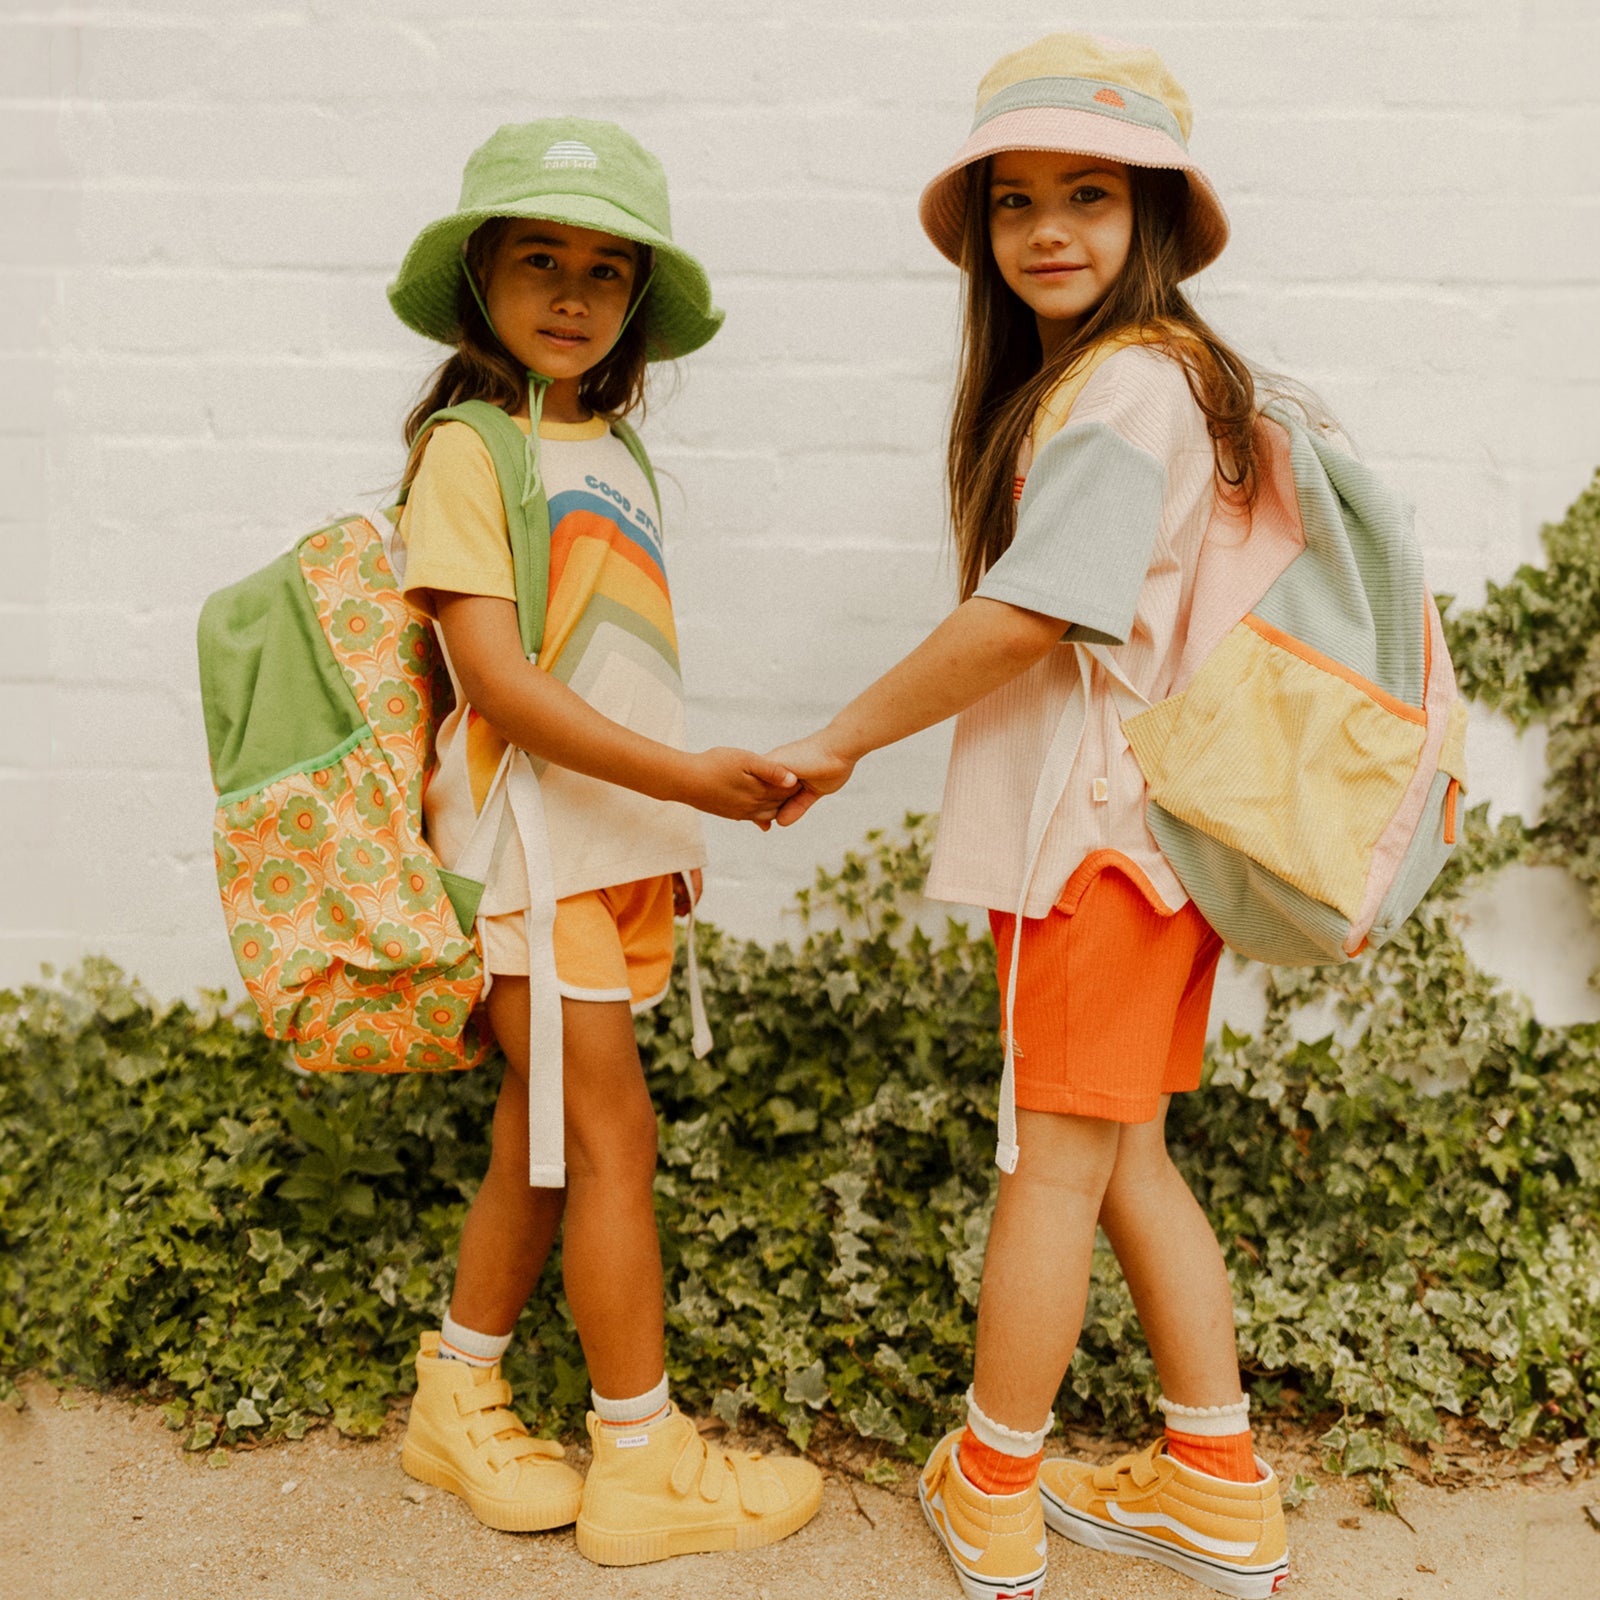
[925, 345, 1219, 918]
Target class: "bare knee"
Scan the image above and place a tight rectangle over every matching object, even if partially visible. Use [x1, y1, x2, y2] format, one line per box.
[1009, 1109, 1123, 1201]
[564, 1079, 658, 1192]
[1102, 1113, 1180, 1216]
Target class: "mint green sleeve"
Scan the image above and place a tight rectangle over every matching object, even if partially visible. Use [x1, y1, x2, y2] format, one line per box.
[974, 420, 1166, 646]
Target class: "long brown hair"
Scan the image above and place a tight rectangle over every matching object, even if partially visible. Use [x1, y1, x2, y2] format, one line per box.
[948, 162, 1257, 601]
[400, 219, 653, 489]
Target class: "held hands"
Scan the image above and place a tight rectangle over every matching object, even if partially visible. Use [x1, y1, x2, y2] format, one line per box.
[677, 730, 855, 831]
[764, 731, 856, 827]
[682, 747, 800, 829]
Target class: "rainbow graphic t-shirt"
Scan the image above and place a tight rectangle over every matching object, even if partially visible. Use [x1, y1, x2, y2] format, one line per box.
[398, 414, 706, 910]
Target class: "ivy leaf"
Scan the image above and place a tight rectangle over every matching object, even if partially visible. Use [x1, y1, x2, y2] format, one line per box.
[226, 1397, 264, 1430]
[824, 972, 860, 1013]
[712, 1385, 757, 1429]
[769, 1099, 819, 1138]
[784, 1360, 828, 1410]
[848, 1394, 908, 1445]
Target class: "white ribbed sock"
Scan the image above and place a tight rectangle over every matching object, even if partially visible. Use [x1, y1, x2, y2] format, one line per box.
[438, 1314, 512, 1368]
[964, 1385, 1054, 1457]
[1157, 1394, 1251, 1437]
[591, 1372, 671, 1427]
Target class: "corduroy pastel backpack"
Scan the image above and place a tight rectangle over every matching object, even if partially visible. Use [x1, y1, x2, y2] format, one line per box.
[196, 402, 660, 1076]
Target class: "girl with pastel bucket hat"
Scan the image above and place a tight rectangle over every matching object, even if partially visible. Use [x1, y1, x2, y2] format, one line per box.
[769, 33, 1291, 1600]
[385, 118, 820, 1565]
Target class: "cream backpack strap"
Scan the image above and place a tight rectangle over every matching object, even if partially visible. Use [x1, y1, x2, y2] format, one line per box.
[504, 752, 564, 1188]
[682, 890, 713, 1059]
[426, 744, 563, 1188]
[996, 644, 1093, 1173]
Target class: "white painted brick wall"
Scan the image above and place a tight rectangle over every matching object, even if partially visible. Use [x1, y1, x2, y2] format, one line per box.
[5, 0, 1599, 1021]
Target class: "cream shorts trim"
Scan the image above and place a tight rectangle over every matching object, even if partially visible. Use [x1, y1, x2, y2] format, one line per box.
[479, 874, 677, 1009]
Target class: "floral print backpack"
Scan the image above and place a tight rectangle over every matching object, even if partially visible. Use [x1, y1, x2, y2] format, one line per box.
[197, 402, 657, 1074]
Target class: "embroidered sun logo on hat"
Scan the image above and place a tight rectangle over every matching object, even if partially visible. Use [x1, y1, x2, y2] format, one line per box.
[542, 139, 599, 170]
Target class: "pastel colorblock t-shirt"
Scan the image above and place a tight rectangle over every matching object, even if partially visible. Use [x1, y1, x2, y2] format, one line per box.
[925, 344, 1218, 918]
[397, 415, 706, 914]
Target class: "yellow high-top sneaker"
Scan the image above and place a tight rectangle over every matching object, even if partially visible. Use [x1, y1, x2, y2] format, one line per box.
[918, 1430, 1049, 1600]
[400, 1331, 584, 1531]
[1039, 1439, 1289, 1597]
[575, 1402, 822, 1566]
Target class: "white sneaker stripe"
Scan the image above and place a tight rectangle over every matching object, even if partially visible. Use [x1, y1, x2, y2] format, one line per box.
[1106, 1503, 1257, 1558]
[927, 1487, 988, 1562]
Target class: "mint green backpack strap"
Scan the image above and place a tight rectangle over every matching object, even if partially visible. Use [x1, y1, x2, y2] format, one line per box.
[404, 399, 550, 661]
[609, 416, 662, 525]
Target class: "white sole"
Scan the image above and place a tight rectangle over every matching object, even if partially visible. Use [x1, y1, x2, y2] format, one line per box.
[1040, 1482, 1289, 1599]
[917, 1477, 1047, 1600]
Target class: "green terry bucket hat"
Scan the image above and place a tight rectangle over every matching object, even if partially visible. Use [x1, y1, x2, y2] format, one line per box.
[388, 117, 723, 361]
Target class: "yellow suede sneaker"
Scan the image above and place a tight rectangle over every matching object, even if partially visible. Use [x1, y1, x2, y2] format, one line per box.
[1039, 1439, 1289, 1598]
[399, 1331, 583, 1531]
[575, 1403, 822, 1566]
[918, 1430, 1049, 1600]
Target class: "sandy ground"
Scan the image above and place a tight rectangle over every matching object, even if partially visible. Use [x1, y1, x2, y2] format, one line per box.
[3, 1381, 1596, 1600]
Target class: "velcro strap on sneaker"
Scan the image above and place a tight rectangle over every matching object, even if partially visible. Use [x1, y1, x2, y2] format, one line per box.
[698, 1446, 728, 1503]
[482, 1431, 562, 1472]
[1095, 1443, 1162, 1495]
[730, 1450, 785, 1515]
[484, 1434, 542, 1470]
[455, 1379, 515, 1416]
[670, 1431, 705, 1497]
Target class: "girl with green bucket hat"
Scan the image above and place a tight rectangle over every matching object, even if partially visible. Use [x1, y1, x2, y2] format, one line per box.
[386, 117, 821, 1563]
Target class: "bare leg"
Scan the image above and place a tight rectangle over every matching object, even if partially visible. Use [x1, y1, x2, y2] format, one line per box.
[447, 978, 566, 1335]
[970, 1109, 1122, 1429]
[1097, 1095, 1244, 1406]
[556, 996, 665, 1399]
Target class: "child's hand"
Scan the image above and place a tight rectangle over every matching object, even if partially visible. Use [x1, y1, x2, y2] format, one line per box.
[682, 748, 799, 827]
[672, 869, 703, 917]
[765, 733, 856, 826]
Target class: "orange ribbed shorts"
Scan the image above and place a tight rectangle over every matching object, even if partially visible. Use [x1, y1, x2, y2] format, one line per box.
[478, 874, 676, 1011]
[989, 861, 1223, 1124]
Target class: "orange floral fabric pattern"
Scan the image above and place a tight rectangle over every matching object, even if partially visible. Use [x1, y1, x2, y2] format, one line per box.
[212, 514, 488, 1074]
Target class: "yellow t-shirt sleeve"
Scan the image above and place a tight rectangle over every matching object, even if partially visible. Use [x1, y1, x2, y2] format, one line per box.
[397, 421, 517, 616]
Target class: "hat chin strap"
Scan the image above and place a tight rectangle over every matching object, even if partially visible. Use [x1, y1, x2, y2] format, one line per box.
[459, 248, 656, 511]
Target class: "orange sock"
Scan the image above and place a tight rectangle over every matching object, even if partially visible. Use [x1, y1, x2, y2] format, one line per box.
[1164, 1425, 1259, 1483]
[957, 1428, 1043, 1495]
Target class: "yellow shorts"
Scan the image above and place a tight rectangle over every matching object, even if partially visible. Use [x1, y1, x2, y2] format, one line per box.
[478, 874, 677, 1011]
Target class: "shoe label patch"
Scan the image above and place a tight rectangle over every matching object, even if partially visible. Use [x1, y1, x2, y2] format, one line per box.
[615, 1433, 650, 1449]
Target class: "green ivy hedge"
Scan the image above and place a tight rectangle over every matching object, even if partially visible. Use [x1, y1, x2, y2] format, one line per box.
[2, 474, 1598, 1477]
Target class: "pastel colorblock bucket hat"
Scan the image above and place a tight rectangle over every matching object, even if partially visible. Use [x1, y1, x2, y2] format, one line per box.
[388, 117, 723, 360]
[919, 32, 1228, 279]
